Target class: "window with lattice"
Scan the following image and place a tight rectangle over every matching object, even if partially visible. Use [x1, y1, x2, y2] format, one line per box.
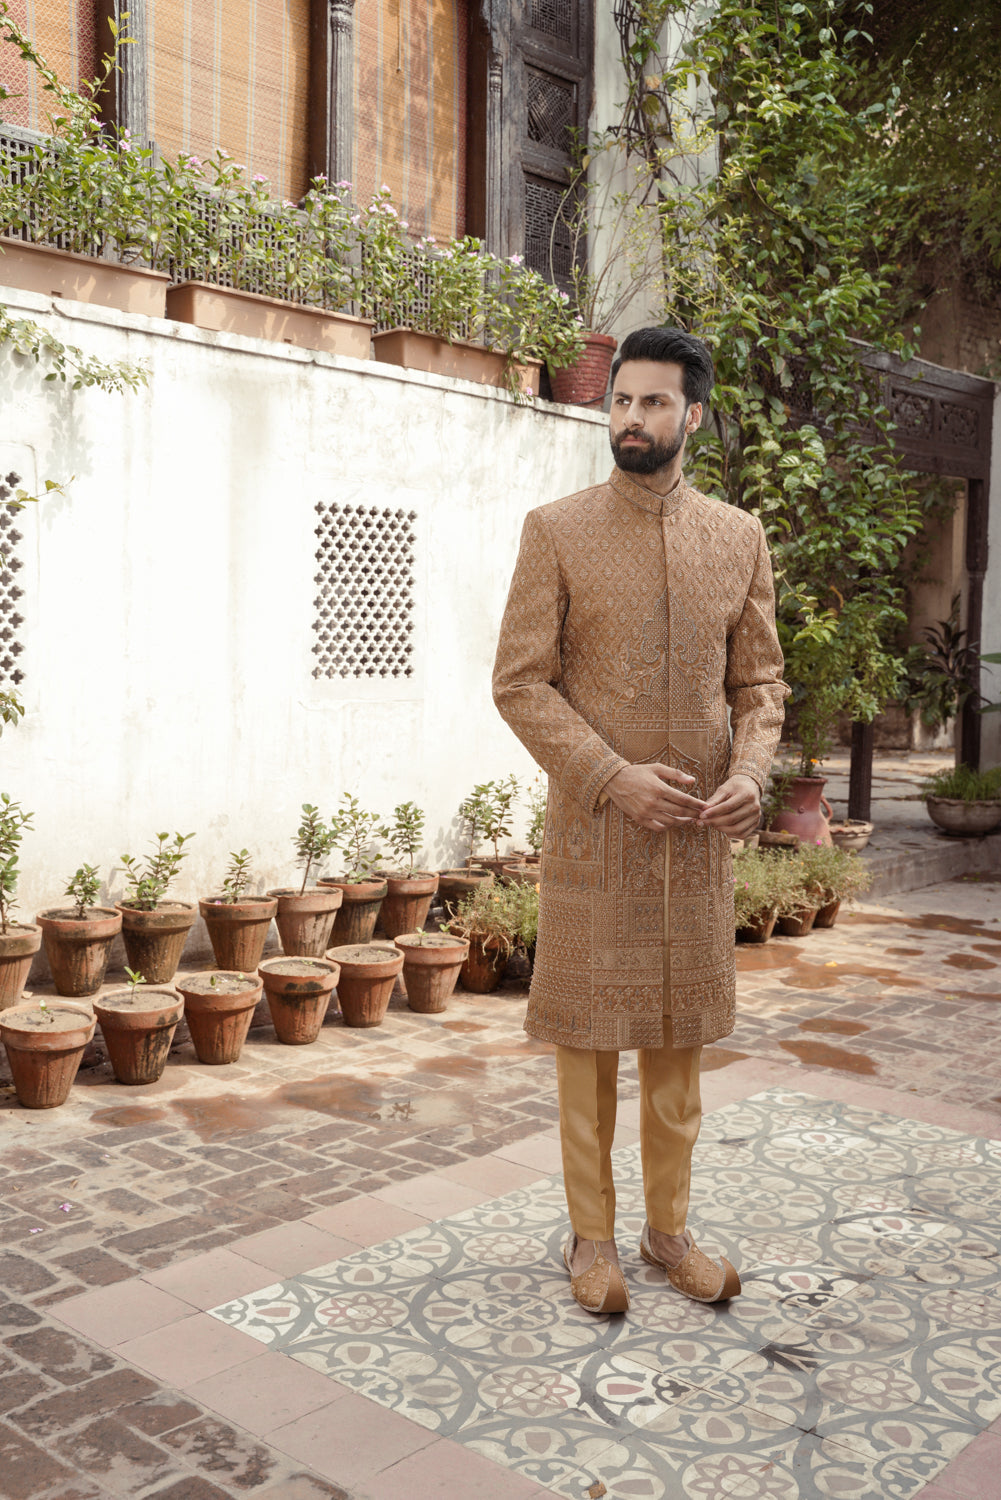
[312, 504, 417, 680]
[0, 476, 27, 689]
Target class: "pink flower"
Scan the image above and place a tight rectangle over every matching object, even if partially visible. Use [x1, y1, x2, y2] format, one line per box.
[509, 253, 524, 266]
[253, 173, 268, 184]
[335, 179, 352, 189]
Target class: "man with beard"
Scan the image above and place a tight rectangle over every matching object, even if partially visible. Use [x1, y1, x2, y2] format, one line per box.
[493, 326, 788, 1314]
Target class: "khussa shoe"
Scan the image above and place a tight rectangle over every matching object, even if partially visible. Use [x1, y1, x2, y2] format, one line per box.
[640, 1223, 741, 1302]
[562, 1233, 630, 1314]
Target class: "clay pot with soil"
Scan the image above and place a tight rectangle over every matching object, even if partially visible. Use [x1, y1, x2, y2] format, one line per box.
[268, 804, 344, 956]
[93, 985, 183, 1085]
[36, 907, 121, 997]
[325, 942, 403, 1028]
[175, 971, 263, 1065]
[0, 795, 41, 1009]
[322, 877, 388, 946]
[0, 1000, 96, 1108]
[378, 873, 440, 940]
[258, 956, 340, 1044]
[776, 906, 820, 938]
[0, 923, 42, 1010]
[437, 868, 493, 914]
[460, 935, 510, 993]
[116, 831, 198, 982]
[199, 853, 278, 970]
[395, 931, 470, 1013]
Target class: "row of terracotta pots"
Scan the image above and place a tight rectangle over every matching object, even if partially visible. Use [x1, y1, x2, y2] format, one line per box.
[2, 871, 448, 1012]
[0, 926, 475, 1109]
[736, 897, 842, 945]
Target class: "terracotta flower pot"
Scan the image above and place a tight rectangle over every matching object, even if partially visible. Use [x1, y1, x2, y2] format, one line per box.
[36, 907, 122, 997]
[767, 776, 834, 847]
[459, 935, 509, 993]
[395, 932, 470, 1013]
[325, 942, 403, 1028]
[166, 281, 373, 357]
[437, 868, 493, 914]
[258, 957, 340, 1045]
[736, 913, 778, 944]
[0, 237, 170, 316]
[199, 895, 278, 972]
[501, 864, 539, 886]
[777, 906, 820, 938]
[372, 328, 541, 394]
[379, 873, 439, 940]
[0, 1000, 95, 1109]
[0, 923, 43, 1011]
[813, 898, 841, 930]
[267, 887, 343, 957]
[93, 987, 183, 1085]
[175, 971, 263, 1065]
[548, 332, 617, 407]
[116, 902, 198, 984]
[925, 797, 1001, 837]
[322, 878, 388, 946]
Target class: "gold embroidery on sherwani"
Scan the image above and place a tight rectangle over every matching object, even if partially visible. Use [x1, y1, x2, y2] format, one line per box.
[492, 467, 788, 1053]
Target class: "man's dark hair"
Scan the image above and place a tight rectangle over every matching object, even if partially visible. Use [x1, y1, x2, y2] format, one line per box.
[611, 326, 715, 408]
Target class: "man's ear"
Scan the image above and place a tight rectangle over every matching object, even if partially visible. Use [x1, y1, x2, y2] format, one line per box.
[685, 402, 703, 434]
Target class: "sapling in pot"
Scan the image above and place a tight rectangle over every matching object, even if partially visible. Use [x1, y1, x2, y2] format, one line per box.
[220, 849, 253, 903]
[324, 796, 390, 946]
[120, 832, 195, 911]
[266, 806, 344, 958]
[381, 801, 426, 877]
[200, 848, 278, 972]
[377, 801, 440, 940]
[37, 861, 123, 998]
[294, 805, 338, 894]
[0, 793, 42, 1007]
[115, 831, 198, 984]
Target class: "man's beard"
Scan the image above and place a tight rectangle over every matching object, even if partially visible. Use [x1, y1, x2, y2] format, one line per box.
[611, 415, 687, 475]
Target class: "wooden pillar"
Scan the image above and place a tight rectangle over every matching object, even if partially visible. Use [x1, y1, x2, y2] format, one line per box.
[467, 4, 508, 253]
[96, 0, 149, 143]
[309, 0, 356, 187]
[960, 476, 987, 770]
[848, 720, 874, 823]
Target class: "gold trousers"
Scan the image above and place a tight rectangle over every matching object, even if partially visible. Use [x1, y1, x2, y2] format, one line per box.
[555, 1041, 702, 1240]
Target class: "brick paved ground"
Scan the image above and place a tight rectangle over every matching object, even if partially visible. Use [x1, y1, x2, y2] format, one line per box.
[1, 872, 999, 1498]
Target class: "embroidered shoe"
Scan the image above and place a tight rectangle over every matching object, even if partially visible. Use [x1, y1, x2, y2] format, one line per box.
[562, 1234, 630, 1314]
[639, 1223, 741, 1302]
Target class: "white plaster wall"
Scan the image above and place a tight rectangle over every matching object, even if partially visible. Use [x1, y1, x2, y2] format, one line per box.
[0, 287, 609, 927]
[980, 387, 1001, 768]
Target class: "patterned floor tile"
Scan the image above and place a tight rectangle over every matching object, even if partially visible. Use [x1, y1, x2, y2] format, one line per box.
[209, 1087, 1001, 1499]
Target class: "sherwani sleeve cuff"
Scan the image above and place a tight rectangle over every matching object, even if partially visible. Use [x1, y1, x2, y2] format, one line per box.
[567, 747, 629, 816]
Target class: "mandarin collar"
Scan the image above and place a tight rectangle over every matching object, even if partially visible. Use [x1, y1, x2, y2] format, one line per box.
[609, 466, 690, 518]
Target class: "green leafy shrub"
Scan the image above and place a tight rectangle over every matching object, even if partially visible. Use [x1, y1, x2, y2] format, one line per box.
[921, 764, 1001, 803]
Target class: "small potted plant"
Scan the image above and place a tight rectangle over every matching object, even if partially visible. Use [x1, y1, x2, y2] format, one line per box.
[0, 993, 96, 1108]
[36, 864, 122, 997]
[733, 849, 799, 944]
[267, 805, 343, 957]
[394, 926, 470, 1014]
[322, 795, 389, 946]
[199, 849, 277, 972]
[93, 967, 184, 1086]
[525, 774, 548, 864]
[775, 851, 824, 938]
[793, 844, 873, 930]
[175, 968, 263, 1065]
[323, 940, 403, 1027]
[116, 832, 197, 983]
[442, 883, 521, 993]
[257, 954, 341, 1045]
[0, 794, 41, 1008]
[921, 764, 1001, 838]
[456, 777, 521, 880]
[377, 802, 439, 939]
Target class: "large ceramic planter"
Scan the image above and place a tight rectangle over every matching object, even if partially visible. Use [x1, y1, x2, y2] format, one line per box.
[176, 971, 263, 1065]
[199, 895, 278, 972]
[767, 776, 834, 847]
[322, 878, 388, 946]
[267, 887, 343, 958]
[373, 328, 541, 395]
[36, 907, 121, 997]
[325, 942, 403, 1028]
[0, 923, 43, 1010]
[0, 1000, 95, 1109]
[379, 874, 439, 940]
[459, 935, 509, 994]
[166, 281, 373, 357]
[0, 238, 169, 316]
[93, 987, 183, 1085]
[437, 868, 493, 915]
[258, 957, 340, 1045]
[776, 906, 820, 938]
[116, 902, 198, 984]
[925, 797, 1001, 837]
[395, 932, 470, 1013]
[736, 913, 778, 944]
[548, 332, 617, 407]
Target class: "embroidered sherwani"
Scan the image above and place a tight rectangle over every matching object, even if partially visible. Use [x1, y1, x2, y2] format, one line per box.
[492, 466, 788, 1053]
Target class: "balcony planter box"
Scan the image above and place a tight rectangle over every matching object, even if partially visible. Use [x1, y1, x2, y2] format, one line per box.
[0, 238, 169, 317]
[166, 281, 373, 357]
[549, 332, 617, 407]
[372, 328, 540, 395]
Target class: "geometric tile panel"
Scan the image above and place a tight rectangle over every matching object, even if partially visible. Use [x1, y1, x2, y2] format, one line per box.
[311, 503, 417, 680]
[211, 1088, 1001, 1499]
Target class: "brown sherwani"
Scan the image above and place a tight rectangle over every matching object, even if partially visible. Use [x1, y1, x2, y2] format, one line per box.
[492, 466, 788, 1053]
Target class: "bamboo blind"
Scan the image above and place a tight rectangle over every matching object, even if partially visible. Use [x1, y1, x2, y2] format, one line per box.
[0, 0, 98, 130]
